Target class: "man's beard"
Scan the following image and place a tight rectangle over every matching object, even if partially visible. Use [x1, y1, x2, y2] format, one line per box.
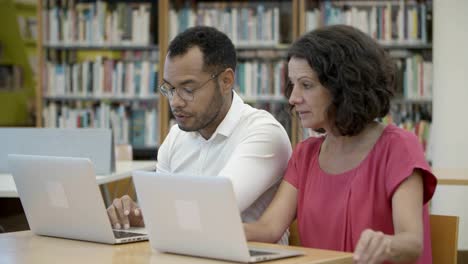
[175, 83, 224, 133]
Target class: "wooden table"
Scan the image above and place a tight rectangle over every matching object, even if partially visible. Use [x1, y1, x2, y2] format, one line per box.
[0, 231, 353, 264]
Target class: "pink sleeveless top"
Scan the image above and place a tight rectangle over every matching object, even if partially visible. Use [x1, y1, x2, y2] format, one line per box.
[284, 124, 437, 264]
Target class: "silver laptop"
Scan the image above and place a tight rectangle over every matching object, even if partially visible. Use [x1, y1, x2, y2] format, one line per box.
[8, 154, 148, 244]
[133, 171, 303, 263]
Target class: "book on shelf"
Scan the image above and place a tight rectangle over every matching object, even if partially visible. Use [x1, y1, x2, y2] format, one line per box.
[0, 65, 23, 91]
[17, 15, 38, 41]
[129, 107, 158, 148]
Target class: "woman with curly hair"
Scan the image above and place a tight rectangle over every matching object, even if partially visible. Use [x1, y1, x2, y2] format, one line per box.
[244, 25, 437, 264]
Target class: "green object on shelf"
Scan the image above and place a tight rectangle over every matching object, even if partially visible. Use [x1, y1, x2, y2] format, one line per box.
[0, 0, 36, 126]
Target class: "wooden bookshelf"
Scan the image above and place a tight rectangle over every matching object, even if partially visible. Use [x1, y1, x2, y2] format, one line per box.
[33, 0, 434, 150]
[36, 0, 161, 153]
[43, 94, 159, 103]
[43, 44, 159, 51]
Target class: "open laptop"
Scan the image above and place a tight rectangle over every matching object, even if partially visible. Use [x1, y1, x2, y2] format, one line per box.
[133, 171, 303, 263]
[7, 154, 148, 244]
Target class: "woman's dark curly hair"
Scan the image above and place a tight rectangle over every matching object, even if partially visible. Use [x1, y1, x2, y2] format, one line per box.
[286, 25, 396, 136]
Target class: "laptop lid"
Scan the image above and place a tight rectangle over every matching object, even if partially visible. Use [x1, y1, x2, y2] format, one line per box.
[133, 171, 302, 263]
[7, 154, 146, 244]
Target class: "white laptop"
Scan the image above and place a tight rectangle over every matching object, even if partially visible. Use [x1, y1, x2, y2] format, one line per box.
[7, 154, 148, 244]
[133, 171, 303, 263]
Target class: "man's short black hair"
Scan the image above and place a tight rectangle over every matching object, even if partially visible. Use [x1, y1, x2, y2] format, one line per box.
[167, 26, 237, 74]
[286, 25, 396, 136]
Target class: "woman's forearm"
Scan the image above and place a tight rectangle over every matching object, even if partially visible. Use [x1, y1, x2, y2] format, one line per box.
[244, 221, 283, 243]
[386, 232, 423, 263]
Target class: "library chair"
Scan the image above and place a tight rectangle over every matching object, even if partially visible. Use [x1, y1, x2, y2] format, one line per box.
[288, 215, 460, 264]
[430, 214, 459, 264]
[289, 219, 301, 246]
[115, 144, 133, 161]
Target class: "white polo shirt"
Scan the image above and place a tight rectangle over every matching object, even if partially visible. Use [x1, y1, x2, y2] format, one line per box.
[157, 91, 292, 243]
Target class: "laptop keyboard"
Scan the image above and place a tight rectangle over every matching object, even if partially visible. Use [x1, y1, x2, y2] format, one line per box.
[249, 250, 277, 256]
[113, 230, 144, 239]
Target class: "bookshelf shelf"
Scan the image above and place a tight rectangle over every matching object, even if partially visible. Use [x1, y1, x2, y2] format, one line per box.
[14, 1, 36, 10]
[24, 39, 36, 46]
[328, 1, 424, 7]
[379, 42, 432, 50]
[43, 95, 159, 103]
[391, 98, 432, 104]
[43, 44, 159, 51]
[241, 95, 288, 103]
[235, 45, 290, 50]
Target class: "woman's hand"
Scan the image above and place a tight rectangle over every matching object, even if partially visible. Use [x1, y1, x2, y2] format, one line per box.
[353, 229, 392, 264]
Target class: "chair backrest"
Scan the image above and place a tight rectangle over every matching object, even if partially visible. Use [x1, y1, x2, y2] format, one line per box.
[115, 144, 133, 161]
[107, 144, 135, 203]
[289, 214, 460, 263]
[289, 219, 301, 246]
[430, 214, 459, 264]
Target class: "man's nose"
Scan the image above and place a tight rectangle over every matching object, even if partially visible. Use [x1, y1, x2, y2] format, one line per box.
[169, 90, 186, 108]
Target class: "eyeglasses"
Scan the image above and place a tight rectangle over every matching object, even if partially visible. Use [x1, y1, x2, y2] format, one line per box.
[159, 71, 223, 102]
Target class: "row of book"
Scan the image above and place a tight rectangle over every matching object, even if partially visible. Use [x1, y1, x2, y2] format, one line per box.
[44, 57, 158, 98]
[396, 54, 433, 100]
[170, 2, 281, 46]
[306, 0, 430, 44]
[43, 102, 158, 147]
[43, 0, 153, 45]
[41, 54, 430, 101]
[235, 60, 286, 98]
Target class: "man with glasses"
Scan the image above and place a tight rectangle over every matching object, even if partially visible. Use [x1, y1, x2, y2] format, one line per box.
[107, 26, 292, 244]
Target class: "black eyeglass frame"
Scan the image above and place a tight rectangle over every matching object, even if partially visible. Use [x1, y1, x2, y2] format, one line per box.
[159, 70, 225, 102]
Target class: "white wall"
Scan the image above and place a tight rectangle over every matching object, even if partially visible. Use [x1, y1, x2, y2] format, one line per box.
[431, 0, 468, 169]
[431, 0, 468, 250]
